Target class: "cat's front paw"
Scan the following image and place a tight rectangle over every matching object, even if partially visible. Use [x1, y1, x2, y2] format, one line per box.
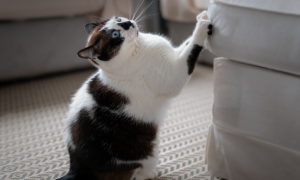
[196, 11, 213, 36]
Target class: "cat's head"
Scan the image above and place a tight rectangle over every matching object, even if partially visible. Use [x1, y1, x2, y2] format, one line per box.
[77, 16, 138, 67]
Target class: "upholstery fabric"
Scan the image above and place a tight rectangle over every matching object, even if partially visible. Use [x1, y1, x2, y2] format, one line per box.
[206, 58, 300, 180]
[206, 0, 300, 179]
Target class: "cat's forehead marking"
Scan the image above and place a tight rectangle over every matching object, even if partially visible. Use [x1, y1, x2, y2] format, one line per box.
[101, 19, 117, 31]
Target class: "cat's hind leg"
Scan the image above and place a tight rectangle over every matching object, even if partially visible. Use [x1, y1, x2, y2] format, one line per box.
[133, 148, 159, 180]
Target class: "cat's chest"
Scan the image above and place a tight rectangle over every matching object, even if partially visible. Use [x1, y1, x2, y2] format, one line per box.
[138, 33, 174, 59]
[123, 94, 170, 124]
[91, 73, 170, 124]
[106, 80, 170, 124]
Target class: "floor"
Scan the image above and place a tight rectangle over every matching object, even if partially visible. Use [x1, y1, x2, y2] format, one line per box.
[0, 65, 218, 180]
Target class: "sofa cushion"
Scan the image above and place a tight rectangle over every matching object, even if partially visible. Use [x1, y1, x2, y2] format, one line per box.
[212, 58, 300, 153]
[206, 57, 300, 180]
[207, 0, 300, 76]
[0, 0, 105, 20]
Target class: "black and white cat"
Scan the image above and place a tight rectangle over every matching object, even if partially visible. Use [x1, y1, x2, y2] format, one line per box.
[58, 11, 213, 180]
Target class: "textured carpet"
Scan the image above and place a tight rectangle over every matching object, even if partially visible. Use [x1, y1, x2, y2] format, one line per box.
[0, 65, 218, 180]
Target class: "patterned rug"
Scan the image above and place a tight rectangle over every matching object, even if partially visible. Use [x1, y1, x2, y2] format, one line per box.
[0, 65, 218, 180]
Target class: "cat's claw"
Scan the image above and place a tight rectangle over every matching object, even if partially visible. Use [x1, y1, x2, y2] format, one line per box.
[207, 24, 213, 35]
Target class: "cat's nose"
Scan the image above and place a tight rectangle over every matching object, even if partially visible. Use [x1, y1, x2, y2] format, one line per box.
[117, 21, 133, 30]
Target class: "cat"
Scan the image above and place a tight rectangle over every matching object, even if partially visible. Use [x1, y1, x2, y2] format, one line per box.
[58, 11, 212, 180]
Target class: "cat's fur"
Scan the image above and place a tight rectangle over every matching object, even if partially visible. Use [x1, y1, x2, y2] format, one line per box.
[58, 11, 212, 180]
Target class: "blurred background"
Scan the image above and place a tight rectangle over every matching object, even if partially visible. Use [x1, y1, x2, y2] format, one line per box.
[0, 0, 215, 82]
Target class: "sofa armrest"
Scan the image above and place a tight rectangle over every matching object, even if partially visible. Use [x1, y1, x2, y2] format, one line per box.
[160, 0, 209, 23]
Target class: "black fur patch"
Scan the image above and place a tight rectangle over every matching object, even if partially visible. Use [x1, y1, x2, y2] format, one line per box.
[187, 45, 203, 75]
[58, 75, 158, 180]
[95, 29, 124, 61]
[207, 24, 213, 35]
[89, 76, 128, 110]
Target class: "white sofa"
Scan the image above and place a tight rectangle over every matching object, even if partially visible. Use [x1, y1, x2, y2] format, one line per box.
[205, 0, 300, 179]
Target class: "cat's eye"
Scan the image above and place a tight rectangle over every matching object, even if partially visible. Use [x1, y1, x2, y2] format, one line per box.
[116, 17, 121, 22]
[112, 31, 120, 38]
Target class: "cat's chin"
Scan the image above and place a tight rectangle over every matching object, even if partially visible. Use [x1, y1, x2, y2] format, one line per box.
[128, 39, 135, 43]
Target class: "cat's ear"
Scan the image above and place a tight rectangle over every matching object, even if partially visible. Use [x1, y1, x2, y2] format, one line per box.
[84, 23, 99, 33]
[78, 46, 100, 66]
[78, 46, 94, 59]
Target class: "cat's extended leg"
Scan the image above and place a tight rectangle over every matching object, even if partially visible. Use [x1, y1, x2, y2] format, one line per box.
[175, 11, 212, 57]
[168, 11, 212, 96]
[178, 11, 212, 73]
[174, 36, 192, 56]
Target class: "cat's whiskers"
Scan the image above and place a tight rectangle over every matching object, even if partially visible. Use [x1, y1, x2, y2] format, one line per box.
[132, 0, 145, 21]
[132, 0, 153, 33]
[136, 12, 156, 23]
[134, 1, 153, 22]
